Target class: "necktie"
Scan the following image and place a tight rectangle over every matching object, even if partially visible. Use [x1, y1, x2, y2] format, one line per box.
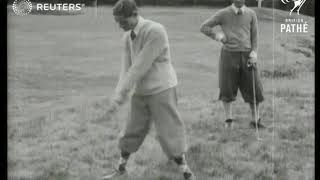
[130, 30, 136, 40]
[237, 8, 243, 15]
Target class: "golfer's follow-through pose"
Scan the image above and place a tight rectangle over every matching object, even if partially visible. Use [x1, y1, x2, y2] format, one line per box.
[200, 0, 265, 129]
[102, 0, 195, 179]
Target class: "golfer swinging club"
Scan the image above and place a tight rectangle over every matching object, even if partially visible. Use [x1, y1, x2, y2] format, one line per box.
[200, 0, 265, 129]
[102, 0, 195, 179]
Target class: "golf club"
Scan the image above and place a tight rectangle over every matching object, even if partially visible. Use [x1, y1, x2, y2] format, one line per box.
[250, 63, 262, 141]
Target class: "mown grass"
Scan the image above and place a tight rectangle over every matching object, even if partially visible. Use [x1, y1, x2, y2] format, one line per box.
[7, 6, 314, 180]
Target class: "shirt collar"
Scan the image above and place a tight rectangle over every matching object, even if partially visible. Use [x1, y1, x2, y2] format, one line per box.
[132, 16, 144, 36]
[231, 3, 246, 14]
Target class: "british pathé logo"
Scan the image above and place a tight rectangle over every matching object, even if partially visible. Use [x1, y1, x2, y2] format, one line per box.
[280, 0, 309, 33]
[281, 0, 307, 15]
[12, 0, 32, 16]
[280, 18, 308, 33]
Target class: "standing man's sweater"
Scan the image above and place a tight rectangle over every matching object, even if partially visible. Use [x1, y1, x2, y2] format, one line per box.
[116, 16, 178, 96]
[200, 4, 258, 53]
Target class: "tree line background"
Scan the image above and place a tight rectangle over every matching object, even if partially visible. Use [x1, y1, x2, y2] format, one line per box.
[7, 0, 314, 16]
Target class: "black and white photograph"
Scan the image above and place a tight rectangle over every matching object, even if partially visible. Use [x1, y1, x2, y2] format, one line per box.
[7, 0, 315, 179]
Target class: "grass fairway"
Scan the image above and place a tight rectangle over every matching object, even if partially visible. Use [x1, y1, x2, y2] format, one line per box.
[8, 6, 314, 180]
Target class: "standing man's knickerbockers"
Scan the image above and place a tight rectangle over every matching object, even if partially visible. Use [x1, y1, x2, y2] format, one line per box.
[200, 0, 265, 129]
[102, 0, 196, 180]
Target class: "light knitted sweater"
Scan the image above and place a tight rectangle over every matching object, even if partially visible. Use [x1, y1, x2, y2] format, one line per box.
[116, 16, 178, 96]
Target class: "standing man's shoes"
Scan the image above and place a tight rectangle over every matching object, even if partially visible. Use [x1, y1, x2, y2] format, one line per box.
[224, 119, 233, 129]
[249, 118, 266, 129]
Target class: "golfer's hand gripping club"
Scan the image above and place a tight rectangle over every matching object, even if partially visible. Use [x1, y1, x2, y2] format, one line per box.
[247, 51, 258, 69]
[105, 90, 130, 121]
[247, 60, 256, 70]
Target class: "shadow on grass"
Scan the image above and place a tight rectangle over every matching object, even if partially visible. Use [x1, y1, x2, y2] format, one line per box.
[261, 62, 314, 79]
[278, 126, 306, 141]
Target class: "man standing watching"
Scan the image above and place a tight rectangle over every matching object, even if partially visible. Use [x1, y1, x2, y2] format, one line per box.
[200, 0, 265, 129]
[102, 0, 195, 179]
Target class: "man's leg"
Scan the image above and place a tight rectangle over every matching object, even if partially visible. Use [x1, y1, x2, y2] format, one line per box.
[102, 95, 151, 179]
[248, 102, 265, 128]
[148, 88, 195, 180]
[118, 94, 151, 164]
[118, 95, 151, 152]
[239, 52, 265, 128]
[218, 49, 241, 128]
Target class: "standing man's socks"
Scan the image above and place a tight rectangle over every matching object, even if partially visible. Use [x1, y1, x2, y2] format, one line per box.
[223, 101, 233, 128]
[249, 102, 260, 121]
[222, 101, 233, 120]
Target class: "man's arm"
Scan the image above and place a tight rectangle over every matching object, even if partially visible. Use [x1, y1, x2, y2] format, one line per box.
[116, 25, 167, 96]
[108, 35, 132, 108]
[249, 11, 259, 59]
[200, 11, 223, 41]
[115, 35, 131, 93]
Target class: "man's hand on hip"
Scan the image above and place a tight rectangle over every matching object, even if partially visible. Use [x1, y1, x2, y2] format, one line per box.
[215, 32, 227, 43]
[201, 26, 213, 36]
